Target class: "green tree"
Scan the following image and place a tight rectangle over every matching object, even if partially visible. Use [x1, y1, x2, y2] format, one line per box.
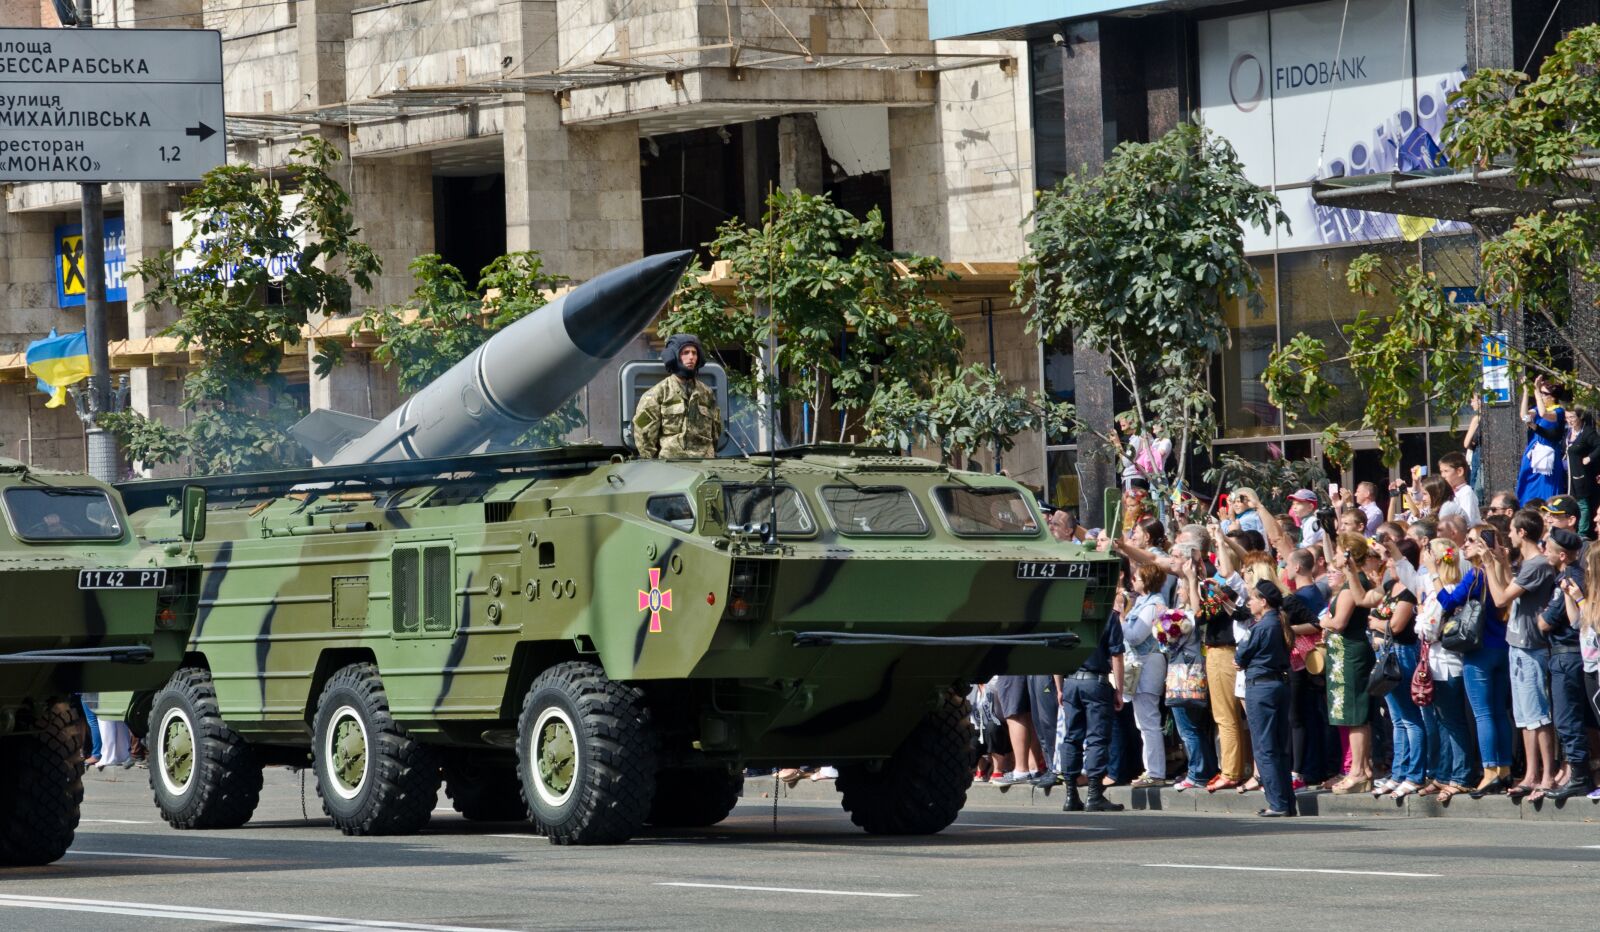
[1016, 120, 1285, 493]
[863, 364, 1074, 467]
[360, 251, 584, 447]
[108, 137, 380, 474]
[661, 190, 965, 445]
[1263, 25, 1600, 466]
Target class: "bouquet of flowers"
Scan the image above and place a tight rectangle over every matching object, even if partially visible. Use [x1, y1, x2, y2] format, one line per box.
[1153, 608, 1194, 651]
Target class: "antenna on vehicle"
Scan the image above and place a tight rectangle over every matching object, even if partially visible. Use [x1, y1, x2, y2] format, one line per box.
[763, 209, 780, 549]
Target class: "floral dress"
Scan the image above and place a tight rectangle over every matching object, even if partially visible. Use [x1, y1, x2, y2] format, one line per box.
[1326, 575, 1376, 727]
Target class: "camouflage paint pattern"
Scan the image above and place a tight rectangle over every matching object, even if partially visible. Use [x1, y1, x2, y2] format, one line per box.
[631, 375, 721, 459]
[122, 446, 1116, 766]
[0, 458, 197, 738]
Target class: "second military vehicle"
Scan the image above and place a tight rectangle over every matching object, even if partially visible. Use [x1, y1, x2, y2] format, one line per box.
[0, 460, 200, 866]
[119, 446, 1114, 844]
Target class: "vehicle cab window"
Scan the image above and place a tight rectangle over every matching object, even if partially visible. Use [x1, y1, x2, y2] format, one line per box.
[932, 486, 1041, 537]
[820, 486, 928, 536]
[3, 487, 124, 541]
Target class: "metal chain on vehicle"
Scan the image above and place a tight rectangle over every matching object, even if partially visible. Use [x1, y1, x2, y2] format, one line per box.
[772, 771, 779, 832]
[299, 767, 309, 822]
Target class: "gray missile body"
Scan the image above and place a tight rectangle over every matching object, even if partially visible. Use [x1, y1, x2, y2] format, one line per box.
[321, 250, 692, 466]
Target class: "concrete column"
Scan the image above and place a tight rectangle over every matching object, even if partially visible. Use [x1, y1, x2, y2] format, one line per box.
[307, 153, 433, 418]
[777, 114, 825, 195]
[298, 0, 355, 107]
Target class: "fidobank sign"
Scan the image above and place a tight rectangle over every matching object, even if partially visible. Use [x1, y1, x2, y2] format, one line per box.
[0, 27, 225, 183]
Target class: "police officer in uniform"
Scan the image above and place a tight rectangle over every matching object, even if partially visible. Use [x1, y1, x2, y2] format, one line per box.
[1237, 580, 1297, 817]
[632, 333, 721, 459]
[1060, 595, 1127, 812]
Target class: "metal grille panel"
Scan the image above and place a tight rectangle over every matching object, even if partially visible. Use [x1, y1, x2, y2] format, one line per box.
[422, 545, 453, 633]
[392, 549, 418, 633]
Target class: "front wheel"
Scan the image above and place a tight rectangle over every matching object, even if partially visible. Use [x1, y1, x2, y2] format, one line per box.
[0, 700, 84, 866]
[837, 691, 974, 835]
[516, 662, 656, 845]
[312, 663, 439, 836]
[148, 668, 262, 830]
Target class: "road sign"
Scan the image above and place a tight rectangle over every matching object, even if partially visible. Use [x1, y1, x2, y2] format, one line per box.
[0, 27, 224, 183]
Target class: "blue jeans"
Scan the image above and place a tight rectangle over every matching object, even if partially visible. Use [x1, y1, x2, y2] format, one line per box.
[1461, 646, 1513, 768]
[1425, 675, 1474, 786]
[1382, 642, 1426, 784]
[80, 695, 102, 758]
[1170, 705, 1217, 782]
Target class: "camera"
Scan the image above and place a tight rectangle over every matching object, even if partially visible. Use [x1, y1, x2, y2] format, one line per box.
[1315, 504, 1337, 533]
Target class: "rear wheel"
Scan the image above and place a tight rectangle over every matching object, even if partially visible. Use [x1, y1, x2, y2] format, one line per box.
[516, 661, 656, 845]
[837, 692, 974, 835]
[312, 663, 439, 835]
[0, 700, 84, 866]
[646, 767, 744, 828]
[443, 754, 527, 822]
[148, 668, 262, 830]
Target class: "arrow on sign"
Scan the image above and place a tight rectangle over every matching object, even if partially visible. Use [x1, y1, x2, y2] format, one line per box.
[185, 122, 216, 142]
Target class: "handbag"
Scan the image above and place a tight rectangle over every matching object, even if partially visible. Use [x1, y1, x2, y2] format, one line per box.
[1411, 639, 1435, 707]
[1440, 577, 1486, 653]
[1304, 643, 1327, 677]
[1164, 650, 1209, 709]
[1367, 637, 1403, 697]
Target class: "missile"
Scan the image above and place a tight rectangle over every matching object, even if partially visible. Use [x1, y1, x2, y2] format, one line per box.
[302, 250, 693, 465]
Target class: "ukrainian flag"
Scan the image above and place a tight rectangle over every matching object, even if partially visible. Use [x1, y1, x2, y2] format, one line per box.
[25, 329, 91, 409]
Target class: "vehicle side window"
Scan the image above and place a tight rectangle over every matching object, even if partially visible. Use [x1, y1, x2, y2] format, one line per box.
[723, 484, 816, 535]
[820, 486, 928, 536]
[647, 494, 696, 531]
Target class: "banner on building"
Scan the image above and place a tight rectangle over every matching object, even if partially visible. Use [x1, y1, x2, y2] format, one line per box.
[54, 218, 127, 308]
[1197, 0, 1469, 252]
[170, 193, 304, 283]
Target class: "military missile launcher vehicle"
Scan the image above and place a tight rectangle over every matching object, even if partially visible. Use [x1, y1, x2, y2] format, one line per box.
[118, 446, 1114, 844]
[0, 460, 202, 866]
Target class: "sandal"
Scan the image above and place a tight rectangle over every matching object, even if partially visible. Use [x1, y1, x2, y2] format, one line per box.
[1331, 776, 1373, 795]
[776, 768, 803, 788]
[1436, 784, 1463, 803]
[1418, 781, 1441, 796]
[1237, 777, 1261, 794]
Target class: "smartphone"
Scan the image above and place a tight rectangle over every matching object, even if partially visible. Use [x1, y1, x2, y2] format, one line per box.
[1328, 483, 1340, 498]
[1480, 528, 1498, 549]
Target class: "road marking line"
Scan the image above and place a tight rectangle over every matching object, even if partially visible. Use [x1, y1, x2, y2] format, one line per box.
[0, 894, 511, 932]
[79, 819, 154, 824]
[1146, 863, 1440, 879]
[66, 850, 231, 861]
[1582, 845, 1600, 849]
[956, 822, 1112, 832]
[486, 833, 536, 839]
[655, 882, 916, 898]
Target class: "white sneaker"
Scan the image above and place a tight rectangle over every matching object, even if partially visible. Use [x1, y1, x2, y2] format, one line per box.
[1173, 777, 1199, 791]
[992, 771, 1030, 786]
[809, 766, 839, 782]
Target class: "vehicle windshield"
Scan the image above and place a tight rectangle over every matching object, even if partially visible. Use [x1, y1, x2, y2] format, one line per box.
[723, 484, 815, 535]
[3, 487, 124, 541]
[820, 486, 928, 536]
[933, 486, 1040, 536]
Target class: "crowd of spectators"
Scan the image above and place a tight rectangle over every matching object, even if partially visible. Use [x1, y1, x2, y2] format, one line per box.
[975, 387, 1600, 816]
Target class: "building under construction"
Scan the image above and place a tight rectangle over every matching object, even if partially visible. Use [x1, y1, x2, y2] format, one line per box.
[0, 1, 1040, 486]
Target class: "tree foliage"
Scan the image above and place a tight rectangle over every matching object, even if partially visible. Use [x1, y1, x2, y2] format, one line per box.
[1201, 451, 1329, 516]
[1263, 25, 1600, 465]
[108, 137, 380, 474]
[1016, 120, 1285, 490]
[862, 364, 1075, 465]
[360, 251, 585, 447]
[660, 190, 965, 445]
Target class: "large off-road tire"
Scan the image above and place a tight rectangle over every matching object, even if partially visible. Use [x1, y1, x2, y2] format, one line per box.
[516, 661, 656, 845]
[443, 754, 528, 822]
[0, 700, 83, 866]
[837, 691, 974, 835]
[646, 767, 744, 828]
[312, 663, 439, 836]
[147, 667, 263, 830]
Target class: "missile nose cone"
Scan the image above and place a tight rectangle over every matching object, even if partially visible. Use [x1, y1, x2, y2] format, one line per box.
[563, 250, 695, 359]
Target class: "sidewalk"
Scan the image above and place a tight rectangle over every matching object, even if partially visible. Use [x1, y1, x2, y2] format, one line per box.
[757, 774, 1600, 823]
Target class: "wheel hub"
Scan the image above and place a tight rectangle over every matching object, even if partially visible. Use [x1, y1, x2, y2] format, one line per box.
[327, 708, 369, 798]
[534, 711, 576, 804]
[158, 708, 195, 795]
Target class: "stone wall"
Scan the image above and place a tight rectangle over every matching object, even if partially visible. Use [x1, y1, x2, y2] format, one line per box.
[889, 39, 1031, 262]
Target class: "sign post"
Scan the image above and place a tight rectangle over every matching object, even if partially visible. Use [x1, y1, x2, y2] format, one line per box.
[1, 8, 225, 479]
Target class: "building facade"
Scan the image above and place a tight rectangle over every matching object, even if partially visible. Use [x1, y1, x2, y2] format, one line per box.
[0, 1, 1042, 482]
[936, 0, 1597, 518]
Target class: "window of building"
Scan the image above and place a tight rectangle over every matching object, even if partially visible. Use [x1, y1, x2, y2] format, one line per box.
[1218, 257, 1280, 438]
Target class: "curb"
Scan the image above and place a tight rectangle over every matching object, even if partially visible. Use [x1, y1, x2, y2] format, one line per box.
[752, 774, 1600, 822]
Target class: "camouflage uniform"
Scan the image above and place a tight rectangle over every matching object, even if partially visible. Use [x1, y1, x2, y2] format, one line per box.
[633, 376, 721, 458]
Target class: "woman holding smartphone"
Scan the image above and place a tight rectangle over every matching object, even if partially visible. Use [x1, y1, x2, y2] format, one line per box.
[1453, 527, 1515, 796]
[1320, 534, 1378, 794]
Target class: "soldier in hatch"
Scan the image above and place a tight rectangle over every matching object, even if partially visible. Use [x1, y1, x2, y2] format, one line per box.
[633, 333, 722, 458]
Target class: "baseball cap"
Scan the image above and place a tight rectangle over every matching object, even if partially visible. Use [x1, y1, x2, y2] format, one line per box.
[1542, 495, 1579, 518]
[1546, 527, 1583, 553]
[1287, 489, 1319, 504]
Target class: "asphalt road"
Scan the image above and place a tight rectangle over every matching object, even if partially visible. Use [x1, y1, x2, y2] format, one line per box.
[2, 767, 1596, 930]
